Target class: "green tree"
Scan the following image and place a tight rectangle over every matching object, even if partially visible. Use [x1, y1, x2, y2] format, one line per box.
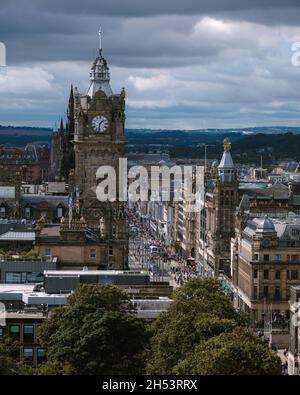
[0, 338, 19, 375]
[185, 327, 282, 375]
[145, 278, 272, 375]
[38, 284, 148, 375]
[67, 283, 132, 311]
[23, 249, 40, 258]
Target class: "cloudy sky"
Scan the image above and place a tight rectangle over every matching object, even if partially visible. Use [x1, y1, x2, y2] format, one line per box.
[1, 0, 300, 129]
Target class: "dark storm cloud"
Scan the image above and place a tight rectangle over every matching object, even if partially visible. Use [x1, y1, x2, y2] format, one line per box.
[31, 0, 300, 18]
[0, 0, 300, 66]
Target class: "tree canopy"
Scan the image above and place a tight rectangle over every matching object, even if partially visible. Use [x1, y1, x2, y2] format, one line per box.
[145, 278, 281, 375]
[37, 284, 148, 375]
[0, 278, 282, 375]
[182, 327, 282, 375]
[0, 338, 19, 375]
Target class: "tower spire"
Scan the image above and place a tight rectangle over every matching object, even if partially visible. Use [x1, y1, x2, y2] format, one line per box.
[98, 26, 102, 52]
[87, 28, 113, 98]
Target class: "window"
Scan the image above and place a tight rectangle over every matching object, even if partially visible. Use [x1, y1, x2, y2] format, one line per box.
[37, 348, 47, 364]
[264, 255, 269, 262]
[275, 254, 281, 262]
[275, 286, 281, 301]
[109, 246, 113, 256]
[287, 270, 290, 280]
[5, 272, 43, 284]
[23, 325, 34, 344]
[292, 228, 300, 237]
[0, 206, 6, 218]
[5, 272, 22, 283]
[253, 286, 257, 299]
[253, 269, 258, 279]
[57, 207, 63, 218]
[253, 254, 259, 261]
[90, 249, 96, 258]
[9, 325, 20, 341]
[291, 270, 299, 280]
[44, 249, 51, 257]
[275, 270, 281, 280]
[288, 255, 299, 262]
[23, 348, 34, 363]
[25, 207, 31, 219]
[263, 286, 269, 298]
[264, 270, 269, 280]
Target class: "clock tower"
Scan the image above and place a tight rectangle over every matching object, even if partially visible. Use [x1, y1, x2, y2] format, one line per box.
[69, 34, 128, 270]
[73, 44, 125, 196]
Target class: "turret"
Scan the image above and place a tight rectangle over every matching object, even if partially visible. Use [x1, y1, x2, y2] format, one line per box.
[87, 27, 113, 98]
[218, 138, 236, 184]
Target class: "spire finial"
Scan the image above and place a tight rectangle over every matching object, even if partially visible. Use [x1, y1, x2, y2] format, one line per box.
[223, 138, 231, 152]
[98, 26, 102, 52]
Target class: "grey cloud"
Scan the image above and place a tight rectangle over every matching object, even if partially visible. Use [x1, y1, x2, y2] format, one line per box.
[1, 0, 300, 129]
[31, 0, 300, 17]
[0, 0, 300, 67]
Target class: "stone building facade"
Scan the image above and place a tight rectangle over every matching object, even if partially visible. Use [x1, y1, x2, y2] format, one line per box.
[232, 215, 300, 329]
[39, 39, 128, 270]
[204, 139, 239, 276]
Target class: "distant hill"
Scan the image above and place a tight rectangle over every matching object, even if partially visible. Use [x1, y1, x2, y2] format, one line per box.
[0, 125, 299, 164]
[0, 125, 52, 135]
[0, 125, 52, 146]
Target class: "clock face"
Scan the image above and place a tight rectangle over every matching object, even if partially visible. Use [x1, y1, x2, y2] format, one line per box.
[91, 115, 109, 132]
[262, 238, 270, 247]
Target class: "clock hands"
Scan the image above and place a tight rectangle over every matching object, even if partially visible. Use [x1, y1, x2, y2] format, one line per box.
[92, 116, 108, 132]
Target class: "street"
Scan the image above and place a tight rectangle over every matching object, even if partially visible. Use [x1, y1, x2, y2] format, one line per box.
[126, 206, 199, 287]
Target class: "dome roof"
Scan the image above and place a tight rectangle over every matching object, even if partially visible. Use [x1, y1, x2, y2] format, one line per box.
[159, 159, 167, 166]
[256, 216, 275, 233]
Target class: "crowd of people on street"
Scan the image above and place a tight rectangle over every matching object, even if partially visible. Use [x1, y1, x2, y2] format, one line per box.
[126, 206, 199, 287]
[170, 265, 198, 286]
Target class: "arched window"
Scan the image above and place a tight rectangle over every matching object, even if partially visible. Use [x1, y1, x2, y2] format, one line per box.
[57, 204, 64, 218]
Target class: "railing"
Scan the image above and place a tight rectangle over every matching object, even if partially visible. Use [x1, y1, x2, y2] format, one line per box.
[0, 255, 50, 262]
[251, 320, 289, 332]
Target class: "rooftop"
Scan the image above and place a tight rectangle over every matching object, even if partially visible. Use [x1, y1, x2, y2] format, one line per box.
[243, 213, 300, 241]
[44, 270, 149, 277]
[218, 151, 234, 169]
[0, 284, 35, 293]
[218, 138, 235, 169]
[0, 231, 35, 241]
[39, 225, 60, 237]
[240, 182, 289, 199]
